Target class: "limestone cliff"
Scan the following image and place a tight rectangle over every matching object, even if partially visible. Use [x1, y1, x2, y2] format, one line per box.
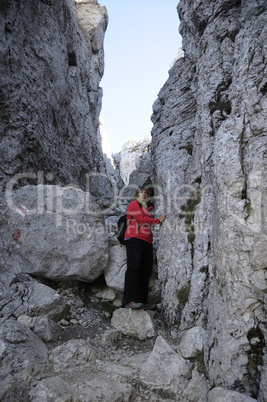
[0, 0, 114, 280]
[151, 0, 267, 398]
[0, 0, 109, 197]
[116, 137, 152, 186]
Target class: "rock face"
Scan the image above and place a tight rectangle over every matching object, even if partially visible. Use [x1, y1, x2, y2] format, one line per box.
[117, 138, 152, 186]
[1, 184, 108, 282]
[151, 0, 267, 399]
[0, 0, 112, 282]
[0, 0, 109, 196]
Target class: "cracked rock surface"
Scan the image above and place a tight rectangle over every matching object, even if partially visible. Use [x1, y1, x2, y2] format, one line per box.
[151, 0, 267, 398]
[0, 275, 212, 401]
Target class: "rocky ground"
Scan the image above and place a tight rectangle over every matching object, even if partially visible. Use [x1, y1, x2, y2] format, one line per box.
[52, 282, 169, 401]
[1, 273, 259, 401]
[0, 273, 212, 402]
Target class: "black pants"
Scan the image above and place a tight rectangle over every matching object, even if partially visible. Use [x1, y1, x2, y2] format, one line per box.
[124, 238, 153, 305]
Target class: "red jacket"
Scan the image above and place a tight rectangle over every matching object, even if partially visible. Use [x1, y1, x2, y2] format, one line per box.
[124, 200, 160, 244]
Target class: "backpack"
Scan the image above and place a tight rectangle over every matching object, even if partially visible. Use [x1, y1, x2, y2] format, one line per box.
[117, 202, 142, 245]
[117, 215, 132, 245]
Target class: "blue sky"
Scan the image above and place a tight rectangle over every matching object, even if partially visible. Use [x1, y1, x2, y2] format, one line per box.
[100, 0, 182, 154]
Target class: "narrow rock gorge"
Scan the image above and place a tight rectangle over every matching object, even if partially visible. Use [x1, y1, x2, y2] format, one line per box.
[0, 0, 266, 401]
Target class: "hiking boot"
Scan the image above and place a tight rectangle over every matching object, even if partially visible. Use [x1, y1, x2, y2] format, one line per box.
[125, 302, 144, 309]
[143, 304, 156, 310]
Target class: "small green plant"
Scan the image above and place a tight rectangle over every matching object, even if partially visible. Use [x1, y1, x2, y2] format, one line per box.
[130, 142, 150, 153]
[176, 284, 191, 306]
[187, 232, 195, 244]
[189, 349, 205, 374]
[245, 200, 253, 216]
[101, 301, 116, 317]
[179, 144, 193, 155]
[179, 190, 201, 243]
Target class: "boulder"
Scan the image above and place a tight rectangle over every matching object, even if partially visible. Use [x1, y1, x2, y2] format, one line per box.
[27, 281, 70, 321]
[111, 308, 155, 340]
[207, 387, 257, 402]
[182, 369, 210, 402]
[1, 185, 109, 282]
[17, 314, 58, 342]
[140, 336, 192, 392]
[49, 339, 97, 372]
[104, 243, 127, 291]
[0, 320, 48, 394]
[179, 326, 206, 358]
[29, 376, 82, 402]
[0, 273, 69, 322]
[32, 316, 59, 342]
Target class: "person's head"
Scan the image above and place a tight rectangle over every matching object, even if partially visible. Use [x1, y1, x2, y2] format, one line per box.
[135, 185, 149, 203]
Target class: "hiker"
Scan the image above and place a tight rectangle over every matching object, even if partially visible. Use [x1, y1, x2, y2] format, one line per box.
[123, 185, 167, 309]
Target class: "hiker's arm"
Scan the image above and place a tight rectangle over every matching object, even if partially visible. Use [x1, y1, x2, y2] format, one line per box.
[127, 201, 160, 225]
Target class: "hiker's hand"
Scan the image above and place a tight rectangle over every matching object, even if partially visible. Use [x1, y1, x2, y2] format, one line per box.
[159, 214, 167, 223]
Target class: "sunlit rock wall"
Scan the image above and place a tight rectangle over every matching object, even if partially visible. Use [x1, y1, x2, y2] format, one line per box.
[151, 0, 267, 398]
[117, 138, 152, 186]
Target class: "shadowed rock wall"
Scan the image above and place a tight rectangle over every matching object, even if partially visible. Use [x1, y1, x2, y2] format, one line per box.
[0, 0, 111, 280]
[0, 0, 108, 191]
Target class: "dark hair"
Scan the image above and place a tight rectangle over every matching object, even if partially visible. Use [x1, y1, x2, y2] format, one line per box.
[135, 185, 155, 208]
[134, 185, 148, 198]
